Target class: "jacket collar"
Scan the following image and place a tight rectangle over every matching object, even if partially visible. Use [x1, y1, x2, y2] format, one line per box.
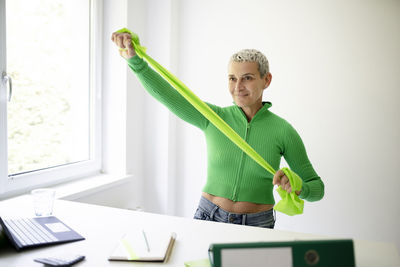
[234, 101, 272, 122]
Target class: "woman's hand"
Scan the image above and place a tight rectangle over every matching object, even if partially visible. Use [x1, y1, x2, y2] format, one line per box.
[111, 32, 136, 59]
[273, 169, 301, 195]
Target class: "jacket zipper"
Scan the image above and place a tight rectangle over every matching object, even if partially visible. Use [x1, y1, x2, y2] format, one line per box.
[232, 122, 251, 201]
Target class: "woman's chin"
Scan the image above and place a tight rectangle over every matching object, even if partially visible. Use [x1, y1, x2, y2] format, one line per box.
[235, 101, 247, 108]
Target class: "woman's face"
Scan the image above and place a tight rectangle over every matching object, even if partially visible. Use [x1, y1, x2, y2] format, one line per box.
[228, 61, 271, 110]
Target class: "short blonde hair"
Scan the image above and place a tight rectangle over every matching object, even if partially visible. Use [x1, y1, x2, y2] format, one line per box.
[229, 49, 270, 77]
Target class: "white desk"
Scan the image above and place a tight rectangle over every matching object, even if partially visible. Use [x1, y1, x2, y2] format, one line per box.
[0, 196, 399, 267]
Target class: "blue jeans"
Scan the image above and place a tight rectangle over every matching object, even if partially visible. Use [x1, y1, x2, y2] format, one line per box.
[193, 196, 275, 229]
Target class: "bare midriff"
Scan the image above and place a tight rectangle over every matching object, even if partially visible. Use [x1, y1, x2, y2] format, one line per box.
[202, 192, 274, 214]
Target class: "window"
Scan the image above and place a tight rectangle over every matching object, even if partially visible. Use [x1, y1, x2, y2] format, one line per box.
[0, 0, 102, 196]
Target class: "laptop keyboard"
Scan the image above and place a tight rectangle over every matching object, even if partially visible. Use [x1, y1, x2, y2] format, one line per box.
[3, 218, 58, 246]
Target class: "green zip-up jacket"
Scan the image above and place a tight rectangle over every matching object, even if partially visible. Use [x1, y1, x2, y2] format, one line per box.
[127, 56, 324, 204]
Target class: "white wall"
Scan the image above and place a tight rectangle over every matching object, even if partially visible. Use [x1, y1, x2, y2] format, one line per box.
[79, 0, 400, 251]
[146, 0, 400, 248]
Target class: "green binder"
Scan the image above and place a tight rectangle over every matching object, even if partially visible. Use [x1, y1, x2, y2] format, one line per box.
[208, 239, 355, 267]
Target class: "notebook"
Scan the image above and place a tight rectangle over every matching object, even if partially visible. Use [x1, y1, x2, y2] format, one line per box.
[0, 216, 85, 251]
[108, 229, 176, 262]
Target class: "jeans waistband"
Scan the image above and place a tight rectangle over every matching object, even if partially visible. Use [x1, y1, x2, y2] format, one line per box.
[198, 196, 274, 219]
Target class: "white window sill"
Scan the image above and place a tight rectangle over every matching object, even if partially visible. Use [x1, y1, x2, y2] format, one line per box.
[0, 173, 133, 204]
[53, 173, 133, 201]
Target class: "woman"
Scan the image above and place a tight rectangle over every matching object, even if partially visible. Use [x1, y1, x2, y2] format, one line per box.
[111, 32, 324, 229]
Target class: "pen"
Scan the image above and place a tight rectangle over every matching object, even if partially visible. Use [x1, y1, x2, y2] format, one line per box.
[142, 230, 150, 252]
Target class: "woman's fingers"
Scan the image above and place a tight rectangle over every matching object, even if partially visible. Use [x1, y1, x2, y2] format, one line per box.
[272, 169, 285, 185]
[280, 176, 292, 192]
[111, 32, 128, 48]
[273, 170, 292, 193]
[111, 32, 136, 59]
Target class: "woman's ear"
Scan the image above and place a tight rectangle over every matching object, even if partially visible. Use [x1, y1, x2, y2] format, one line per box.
[264, 73, 272, 89]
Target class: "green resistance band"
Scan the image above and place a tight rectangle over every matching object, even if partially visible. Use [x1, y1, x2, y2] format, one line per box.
[275, 167, 304, 216]
[121, 239, 139, 260]
[116, 28, 303, 215]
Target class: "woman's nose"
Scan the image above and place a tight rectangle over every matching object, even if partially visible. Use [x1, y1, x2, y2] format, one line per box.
[235, 80, 243, 91]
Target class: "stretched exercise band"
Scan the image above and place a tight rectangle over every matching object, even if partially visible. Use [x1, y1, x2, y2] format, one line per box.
[116, 28, 303, 215]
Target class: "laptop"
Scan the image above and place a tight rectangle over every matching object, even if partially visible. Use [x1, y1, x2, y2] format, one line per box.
[0, 216, 85, 251]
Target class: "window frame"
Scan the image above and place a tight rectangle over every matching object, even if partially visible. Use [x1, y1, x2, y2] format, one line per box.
[0, 0, 103, 197]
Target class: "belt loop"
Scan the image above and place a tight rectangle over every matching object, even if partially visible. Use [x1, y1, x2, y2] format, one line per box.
[210, 205, 218, 220]
[242, 214, 247, 225]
